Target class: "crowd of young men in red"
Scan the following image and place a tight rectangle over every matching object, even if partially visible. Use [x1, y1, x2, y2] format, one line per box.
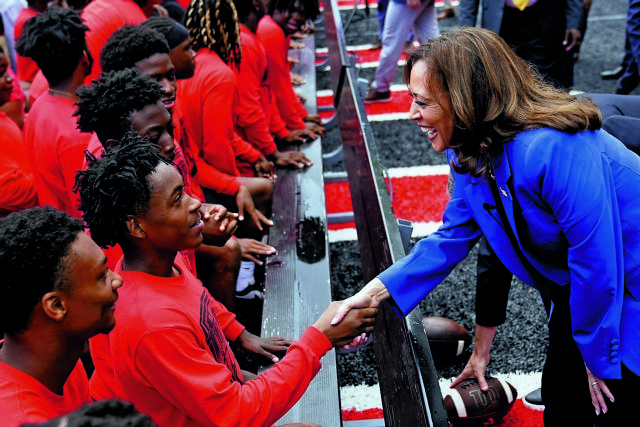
[0, 1, 379, 426]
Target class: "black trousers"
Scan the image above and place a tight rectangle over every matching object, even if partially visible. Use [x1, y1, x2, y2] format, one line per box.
[542, 290, 640, 426]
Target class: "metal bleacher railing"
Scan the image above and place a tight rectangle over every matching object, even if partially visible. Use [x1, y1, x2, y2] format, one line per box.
[321, 0, 449, 425]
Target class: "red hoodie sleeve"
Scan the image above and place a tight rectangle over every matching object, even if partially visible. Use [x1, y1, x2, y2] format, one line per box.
[212, 298, 245, 341]
[0, 117, 38, 213]
[269, 92, 290, 140]
[134, 326, 331, 427]
[258, 17, 307, 131]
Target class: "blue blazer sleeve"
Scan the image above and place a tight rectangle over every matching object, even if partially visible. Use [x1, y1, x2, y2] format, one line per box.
[522, 130, 624, 379]
[378, 157, 483, 317]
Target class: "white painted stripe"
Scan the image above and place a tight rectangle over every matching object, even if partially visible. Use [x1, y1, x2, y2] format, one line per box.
[498, 377, 515, 404]
[358, 60, 406, 69]
[328, 221, 442, 242]
[316, 44, 380, 54]
[386, 164, 450, 177]
[448, 388, 468, 417]
[334, 0, 459, 10]
[368, 112, 411, 122]
[456, 339, 465, 356]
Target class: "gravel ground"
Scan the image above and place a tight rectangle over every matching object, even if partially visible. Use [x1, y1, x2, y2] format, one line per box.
[316, 0, 631, 387]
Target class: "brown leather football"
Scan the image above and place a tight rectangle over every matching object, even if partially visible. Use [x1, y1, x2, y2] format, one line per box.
[444, 377, 517, 426]
[422, 316, 472, 362]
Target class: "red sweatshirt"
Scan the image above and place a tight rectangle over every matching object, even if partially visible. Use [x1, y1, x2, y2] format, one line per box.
[14, 8, 39, 84]
[101, 253, 331, 427]
[0, 358, 89, 427]
[81, 0, 147, 84]
[257, 16, 308, 131]
[236, 25, 278, 157]
[23, 93, 91, 217]
[0, 113, 37, 215]
[177, 49, 261, 195]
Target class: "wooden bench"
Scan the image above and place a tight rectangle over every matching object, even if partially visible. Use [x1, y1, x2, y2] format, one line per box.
[259, 32, 341, 426]
[322, 1, 449, 425]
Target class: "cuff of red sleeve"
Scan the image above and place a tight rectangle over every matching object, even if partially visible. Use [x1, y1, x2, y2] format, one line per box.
[274, 127, 289, 140]
[298, 326, 332, 358]
[225, 321, 246, 342]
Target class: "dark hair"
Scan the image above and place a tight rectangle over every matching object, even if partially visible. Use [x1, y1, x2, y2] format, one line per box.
[20, 399, 156, 427]
[0, 207, 84, 335]
[75, 68, 165, 144]
[142, 16, 189, 49]
[267, 0, 319, 21]
[75, 133, 173, 248]
[404, 28, 602, 178]
[100, 24, 170, 73]
[161, 0, 187, 23]
[234, 0, 256, 22]
[15, 7, 89, 86]
[185, 0, 241, 69]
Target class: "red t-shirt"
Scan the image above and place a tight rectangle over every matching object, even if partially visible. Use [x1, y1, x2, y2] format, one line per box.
[14, 8, 40, 84]
[27, 71, 48, 105]
[103, 253, 330, 427]
[0, 113, 37, 215]
[23, 93, 91, 218]
[81, 0, 147, 84]
[0, 358, 89, 427]
[257, 16, 308, 131]
[177, 49, 261, 195]
[235, 25, 278, 158]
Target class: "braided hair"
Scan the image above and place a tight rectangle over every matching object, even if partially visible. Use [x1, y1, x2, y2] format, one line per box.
[185, 0, 241, 69]
[74, 133, 173, 249]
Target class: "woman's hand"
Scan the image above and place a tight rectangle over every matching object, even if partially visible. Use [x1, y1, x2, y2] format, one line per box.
[331, 278, 390, 325]
[586, 364, 615, 415]
[450, 325, 497, 391]
[236, 330, 293, 363]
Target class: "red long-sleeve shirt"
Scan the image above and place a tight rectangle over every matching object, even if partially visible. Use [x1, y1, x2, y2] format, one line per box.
[101, 253, 331, 427]
[81, 0, 147, 84]
[0, 113, 37, 215]
[23, 93, 91, 218]
[177, 49, 261, 195]
[257, 16, 308, 131]
[14, 8, 39, 84]
[235, 25, 278, 157]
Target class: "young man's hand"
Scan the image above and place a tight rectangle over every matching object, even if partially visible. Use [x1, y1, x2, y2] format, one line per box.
[253, 156, 275, 180]
[236, 330, 293, 363]
[237, 238, 276, 265]
[269, 150, 313, 169]
[304, 121, 324, 137]
[235, 185, 274, 231]
[199, 204, 238, 246]
[281, 129, 318, 145]
[313, 300, 379, 347]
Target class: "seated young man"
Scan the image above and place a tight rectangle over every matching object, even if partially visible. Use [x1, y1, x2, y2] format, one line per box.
[75, 136, 378, 427]
[0, 46, 37, 217]
[256, 0, 324, 136]
[0, 207, 123, 426]
[16, 7, 93, 218]
[74, 70, 289, 401]
[99, 22, 277, 296]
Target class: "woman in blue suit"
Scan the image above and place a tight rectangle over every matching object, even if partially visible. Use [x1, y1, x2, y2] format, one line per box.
[333, 28, 640, 426]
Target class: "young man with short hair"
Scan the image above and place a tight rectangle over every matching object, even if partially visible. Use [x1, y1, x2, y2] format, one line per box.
[0, 206, 123, 425]
[0, 45, 37, 216]
[76, 137, 378, 427]
[17, 7, 93, 218]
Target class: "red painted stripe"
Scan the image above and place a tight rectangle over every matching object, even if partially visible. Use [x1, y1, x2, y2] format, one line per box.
[325, 175, 449, 230]
[318, 88, 411, 119]
[341, 399, 543, 425]
[329, 0, 451, 8]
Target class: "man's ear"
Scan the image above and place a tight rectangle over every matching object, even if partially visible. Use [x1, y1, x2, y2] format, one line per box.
[42, 291, 66, 322]
[126, 215, 146, 239]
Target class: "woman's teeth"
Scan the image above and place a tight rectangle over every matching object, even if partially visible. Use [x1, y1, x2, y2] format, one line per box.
[422, 127, 437, 138]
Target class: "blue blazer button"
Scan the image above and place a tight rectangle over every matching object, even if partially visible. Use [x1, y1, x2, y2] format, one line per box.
[611, 357, 620, 364]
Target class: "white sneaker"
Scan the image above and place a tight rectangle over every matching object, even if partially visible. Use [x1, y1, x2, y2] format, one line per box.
[236, 261, 263, 300]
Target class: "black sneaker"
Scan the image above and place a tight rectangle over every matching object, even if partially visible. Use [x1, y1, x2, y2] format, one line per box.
[364, 87, 391, 103]
[235, 282, 264, 300]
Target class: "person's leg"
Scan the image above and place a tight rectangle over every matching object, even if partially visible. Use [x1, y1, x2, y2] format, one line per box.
[617, 58, 640, 94]
[377, 0, 389, 43]
[412, 1, 439, 44]
[475, 238, 513, 327]
[372, 0, 418, 93]
[195, 238, 242, 311]
[541, 295, 597, 427]
[603, 115, 640, 154]
[585, 93, 640, 118]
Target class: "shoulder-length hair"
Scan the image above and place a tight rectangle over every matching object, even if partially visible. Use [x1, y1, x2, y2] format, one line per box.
[404, 28, 602, 178]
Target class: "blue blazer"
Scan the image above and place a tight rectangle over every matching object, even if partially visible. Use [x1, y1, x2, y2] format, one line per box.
[379, 128, 640, 380]
[457, 0, 583, 33]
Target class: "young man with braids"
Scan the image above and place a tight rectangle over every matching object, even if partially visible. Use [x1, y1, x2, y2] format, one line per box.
[99, 23, 274, 297]
[75, 136, 378, 427]
[16, 7, 93, 218]
[74, 69, 291, 401]
[257, 0, 324, 136]
[0, 207, 123, 425]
